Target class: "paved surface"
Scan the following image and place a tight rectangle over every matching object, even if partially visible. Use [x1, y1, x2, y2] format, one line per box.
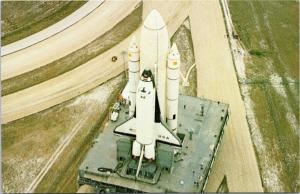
[2, 1, 190, 123]
[1, 0, 140, 80]
[1, 0, 104, 56]
[189, 0, 263, 191]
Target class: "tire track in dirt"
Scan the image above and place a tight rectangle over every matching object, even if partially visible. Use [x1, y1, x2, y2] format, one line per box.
[25, 110, 91, 192]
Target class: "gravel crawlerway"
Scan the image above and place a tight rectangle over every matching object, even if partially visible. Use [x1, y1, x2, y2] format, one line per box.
[190, 0, 263, 191]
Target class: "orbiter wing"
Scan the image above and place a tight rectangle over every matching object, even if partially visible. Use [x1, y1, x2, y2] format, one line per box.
[114, 118, 136, 137]
[114, 118, 181, 147]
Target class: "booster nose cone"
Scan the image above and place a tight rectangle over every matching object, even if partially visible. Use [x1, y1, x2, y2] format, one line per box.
[129, 36, 139, 52]
[168, 43, 180, 60]
[168, 43, 180, 68]
[143, 9, 166, 30]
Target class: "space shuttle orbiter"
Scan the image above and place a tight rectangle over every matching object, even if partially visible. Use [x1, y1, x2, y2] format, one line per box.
[114, 10, 181, 162]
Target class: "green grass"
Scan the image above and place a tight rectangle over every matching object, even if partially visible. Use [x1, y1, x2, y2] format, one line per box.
[2, 74, 126, 193]
[2, 3, 142, 96]
[230, 0, 299, 80]
[249, 49, 268, 57]
[250, 84, 299, 191]
[1, 1, 87, 46]
[34, 76, 126, 193]
[229, 0, 299, 192]
[171, 18, 197, 97]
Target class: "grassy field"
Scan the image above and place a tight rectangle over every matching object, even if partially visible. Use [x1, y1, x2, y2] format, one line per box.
[171, 17, 197, 97]
[229, 0, 299, 192]
[1, 3, 142, 96]
[34, 75, 126, 192]
[1, 1, 86, 46]
[2, 74, 125, 193]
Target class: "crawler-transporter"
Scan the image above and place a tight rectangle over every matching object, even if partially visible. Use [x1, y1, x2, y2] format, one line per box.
[78, 9, 229, 193]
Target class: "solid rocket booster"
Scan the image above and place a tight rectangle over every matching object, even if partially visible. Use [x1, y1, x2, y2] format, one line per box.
[128, 36, 140, 117]
[135, 70, 156, 159]
[140, 9, 169, 123]
[167, 43, 180, 132]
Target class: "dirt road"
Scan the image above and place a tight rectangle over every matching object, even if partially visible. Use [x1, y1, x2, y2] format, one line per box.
[2, 1, 190, 124]
[1, 0, 140, 80]
[189, 0, 263, 191]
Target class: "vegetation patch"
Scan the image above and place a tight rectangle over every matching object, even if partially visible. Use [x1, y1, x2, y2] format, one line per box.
[229, 0, 299, 192]
[1, 1, 86, 45]
[249, 49, 268, 57]
[2, 3, 142, 96]
[34, 75, 126, 192]
[171, 17, 197, 97]
[2, 74, 125, 193]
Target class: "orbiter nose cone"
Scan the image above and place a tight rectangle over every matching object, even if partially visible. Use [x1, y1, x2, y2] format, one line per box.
[129, 36, 139, 52]
[169, 43, 180, 59]
[143, 9, 166, 30]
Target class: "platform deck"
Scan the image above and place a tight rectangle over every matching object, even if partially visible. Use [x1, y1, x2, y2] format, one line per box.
[78, 95, 228, 192]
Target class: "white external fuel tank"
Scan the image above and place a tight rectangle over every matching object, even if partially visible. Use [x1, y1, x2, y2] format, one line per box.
[128, 36, 140, 117]
[140, 9, 169, 123]
[135, 70, 155, 146]
[167, 43, 180, 132]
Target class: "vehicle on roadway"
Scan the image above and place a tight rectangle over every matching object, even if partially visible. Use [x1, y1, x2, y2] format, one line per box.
[110, 102, 121, 122]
